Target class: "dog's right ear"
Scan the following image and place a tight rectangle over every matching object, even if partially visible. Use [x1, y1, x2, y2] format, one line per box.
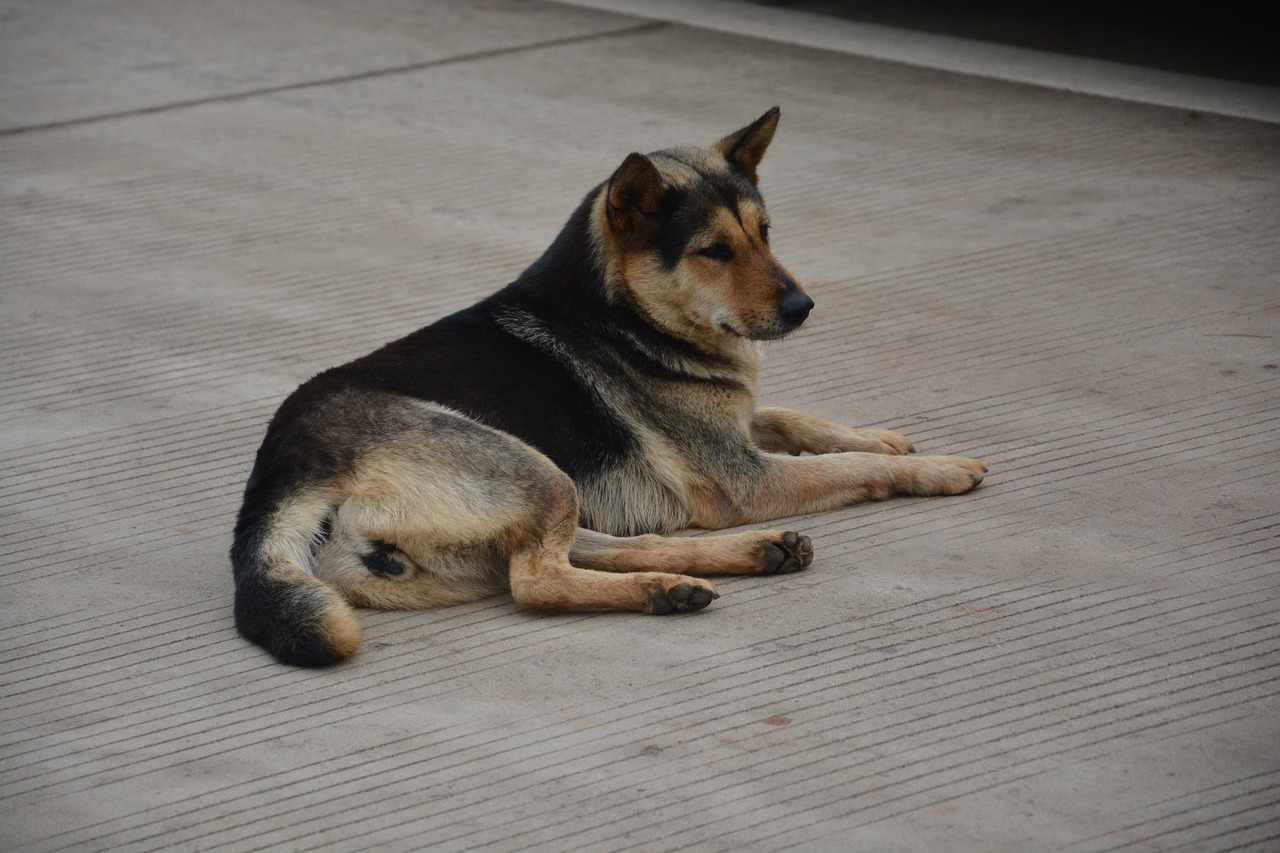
[605, 153, 665, 247]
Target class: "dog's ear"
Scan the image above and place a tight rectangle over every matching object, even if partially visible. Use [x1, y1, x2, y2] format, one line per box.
[606, 152, 665, 246]
[714, 106, 780, 184]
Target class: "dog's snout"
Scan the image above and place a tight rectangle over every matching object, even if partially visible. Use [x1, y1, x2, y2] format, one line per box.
[779, 292, 814, 326]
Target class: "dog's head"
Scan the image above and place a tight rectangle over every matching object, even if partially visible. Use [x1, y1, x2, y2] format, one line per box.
[597, 107, 812, 346]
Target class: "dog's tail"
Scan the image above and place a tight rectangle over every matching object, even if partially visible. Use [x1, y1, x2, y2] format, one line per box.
[230, 488, 362, 667]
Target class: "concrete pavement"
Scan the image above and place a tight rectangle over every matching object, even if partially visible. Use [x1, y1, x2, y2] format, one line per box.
[2, 1, 1278, 850]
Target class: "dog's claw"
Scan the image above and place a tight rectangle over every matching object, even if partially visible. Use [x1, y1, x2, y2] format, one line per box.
[760, 531, 814, 575]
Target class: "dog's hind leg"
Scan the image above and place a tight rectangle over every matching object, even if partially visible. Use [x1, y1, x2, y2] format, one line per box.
[312, 401, 557, 611]
[314, 499, 512, 610]
[570, 528, 813, 576]
[310, 402, 719, 616]
[507, 473, 720, 615]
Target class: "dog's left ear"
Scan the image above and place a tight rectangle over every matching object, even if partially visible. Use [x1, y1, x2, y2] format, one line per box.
[714, 106, 780, 184]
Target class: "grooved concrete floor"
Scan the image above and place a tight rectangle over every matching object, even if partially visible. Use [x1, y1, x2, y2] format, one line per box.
[2, 1, 1278, 850]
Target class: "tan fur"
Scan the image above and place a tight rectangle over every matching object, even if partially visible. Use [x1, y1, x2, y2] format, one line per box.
[504, 472, 717, 615]
[716, 451, 986, 526]
[571, 528, 806, 576]
[752, 407, 916, 455]
[314, 593, 364, 660]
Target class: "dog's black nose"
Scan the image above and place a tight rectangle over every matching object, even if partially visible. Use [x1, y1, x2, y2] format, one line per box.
[779, 292, 814, 326]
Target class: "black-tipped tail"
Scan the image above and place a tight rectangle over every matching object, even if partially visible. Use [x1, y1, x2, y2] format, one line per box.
[233, 570, 361, 667]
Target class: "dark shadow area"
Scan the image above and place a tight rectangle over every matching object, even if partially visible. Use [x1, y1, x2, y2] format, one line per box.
[760, 1, 1280, 85]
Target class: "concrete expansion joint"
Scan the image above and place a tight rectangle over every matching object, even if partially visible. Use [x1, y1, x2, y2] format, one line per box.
[0, 20, 668, 138]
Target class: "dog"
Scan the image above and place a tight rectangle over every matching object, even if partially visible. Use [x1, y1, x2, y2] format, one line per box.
[230, 107, 987, 667]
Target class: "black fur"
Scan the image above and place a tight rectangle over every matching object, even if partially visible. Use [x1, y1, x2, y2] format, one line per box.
[360, 540, 405, 577]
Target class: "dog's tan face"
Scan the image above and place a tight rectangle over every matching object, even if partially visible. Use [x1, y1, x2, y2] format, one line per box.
[599, 108, 813, 347]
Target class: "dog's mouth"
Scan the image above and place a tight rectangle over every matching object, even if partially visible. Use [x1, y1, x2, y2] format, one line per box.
[714, 298, 812, 340]
[724, 320, 805, 342]
[750, 323, 804, 341]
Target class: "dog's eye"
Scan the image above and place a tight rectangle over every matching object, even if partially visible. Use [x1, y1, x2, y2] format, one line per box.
[697, 243, 733, 262]
[760, 223, 771, 244]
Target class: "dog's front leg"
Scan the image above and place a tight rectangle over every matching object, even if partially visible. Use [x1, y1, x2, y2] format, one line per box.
[751, 407, 914, 456]
[724, 450, 986, 524]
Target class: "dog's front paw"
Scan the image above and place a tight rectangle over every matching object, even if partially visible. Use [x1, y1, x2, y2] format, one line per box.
[905, 456, 987, 496]
[641, 575, 719, 614]
[857, 428, 915, 455]
[759, 531, 814, 575]
[822, 428, 914, 455]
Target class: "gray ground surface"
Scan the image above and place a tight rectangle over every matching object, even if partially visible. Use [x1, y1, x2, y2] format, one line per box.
[2, 1, 1278, 850]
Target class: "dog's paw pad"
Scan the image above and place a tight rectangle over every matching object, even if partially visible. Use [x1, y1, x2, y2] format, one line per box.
[760, 532, 814, 575]
[646, 580, 717, 614]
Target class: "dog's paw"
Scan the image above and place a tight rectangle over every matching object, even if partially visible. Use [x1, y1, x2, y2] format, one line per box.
[759, 531, 814, 575]
[822, 428, 914, 455]
[906, 455, 988, 496]
[642, 576, 719, 614]
[856, 428, 915, 455]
